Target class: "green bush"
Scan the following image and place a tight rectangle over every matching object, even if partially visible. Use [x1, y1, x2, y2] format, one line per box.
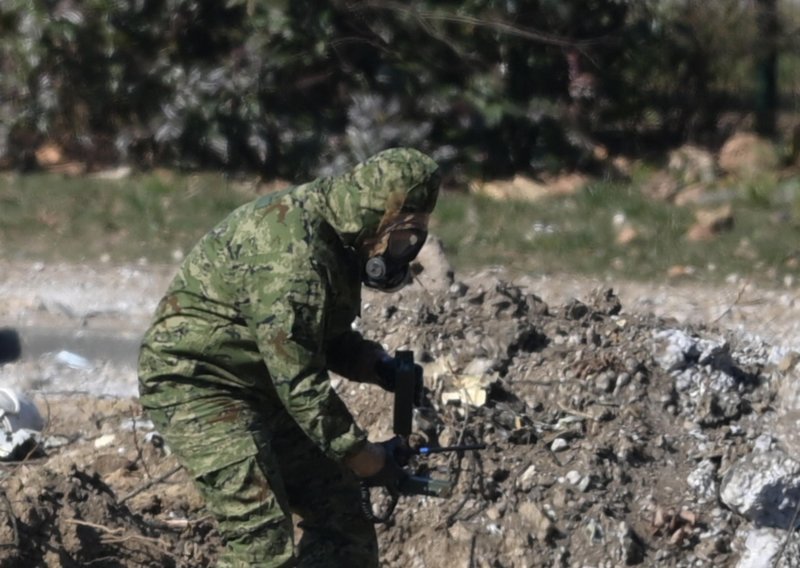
[0, 0, 794, 178]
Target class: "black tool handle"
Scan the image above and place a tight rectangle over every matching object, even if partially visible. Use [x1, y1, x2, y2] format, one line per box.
[392, 350, 415, 439]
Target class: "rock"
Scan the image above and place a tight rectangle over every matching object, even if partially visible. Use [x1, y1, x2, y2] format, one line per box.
[736, 527, 800, 568]
[774, 366, 800, 460]
[777, 352, 800, 373]
[470, 173, 588, 202]
[94, 433, 117, 449]
[519, 501, 555, 543]
[718, 133, 780, 178]
[668, 144, 717, 185]
[409, 234, 454, 292]
[615, 224, 639, 245]
[720, 450, 800, 528]
[563, 299, 589, 320]
[641, 171, 681, 202]
[517, 465, 538, 492]
[673, 183, 735, 207]
[686, 204, 734, 242]
[565, 470, 582, 485]
[462, 358, 497, 376]
[588, 287, 622, 316]
[651, 329, 728, 373]
[447, 521, 474, 542]
[687, 459, 718, 503]
[617, 522, 645, 565]
[666, 264, 696, 279]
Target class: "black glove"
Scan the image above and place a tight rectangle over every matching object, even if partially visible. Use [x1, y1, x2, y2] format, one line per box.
[361, 437, 410, 489]
[375, 354, 424, 404]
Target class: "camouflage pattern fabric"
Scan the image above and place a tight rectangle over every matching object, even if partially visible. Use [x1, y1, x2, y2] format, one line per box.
[138, 148, 440, 566]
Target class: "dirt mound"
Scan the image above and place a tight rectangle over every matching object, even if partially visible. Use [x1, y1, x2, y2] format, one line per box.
[2, 273, 800, 566]
[0, 397, 218, 567]
[355, 275, 797, 567]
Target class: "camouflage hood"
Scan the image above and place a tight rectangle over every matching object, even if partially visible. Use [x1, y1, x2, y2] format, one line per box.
[308, 148, 440, 246]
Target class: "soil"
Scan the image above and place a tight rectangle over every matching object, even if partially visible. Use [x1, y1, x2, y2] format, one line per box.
[2, 258, 800, 567]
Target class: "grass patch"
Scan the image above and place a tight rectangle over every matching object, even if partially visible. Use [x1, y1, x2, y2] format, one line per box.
[0, 172, 253, 262]
[433, 182, 691, 277]
[2, 171, 800, 286]
[433, 178, 800, 285]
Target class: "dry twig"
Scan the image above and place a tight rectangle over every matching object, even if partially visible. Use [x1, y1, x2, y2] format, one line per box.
[557, 401, 596, 421]
[119, 464, 182, 504]
[63, 518, 175, 557]
[129, 405, 152, 480]
[711, 281, 750, 324]
[357, 0, 610, 51]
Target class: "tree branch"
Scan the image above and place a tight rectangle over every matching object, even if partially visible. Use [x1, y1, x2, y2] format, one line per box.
[354, 0, 613, 51]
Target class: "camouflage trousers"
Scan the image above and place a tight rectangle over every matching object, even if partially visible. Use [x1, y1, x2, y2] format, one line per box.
[141, 383, 378, 568]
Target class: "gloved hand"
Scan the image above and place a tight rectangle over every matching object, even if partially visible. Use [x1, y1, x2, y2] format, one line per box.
[375, 354, 424, 404]
[361, 437, 410, 489]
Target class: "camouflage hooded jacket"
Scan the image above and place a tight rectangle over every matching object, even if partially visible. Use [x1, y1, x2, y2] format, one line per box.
[139, 148, 440, 462]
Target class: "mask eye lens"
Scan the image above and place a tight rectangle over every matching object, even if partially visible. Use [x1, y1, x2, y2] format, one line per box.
[387, 230, 427, 261]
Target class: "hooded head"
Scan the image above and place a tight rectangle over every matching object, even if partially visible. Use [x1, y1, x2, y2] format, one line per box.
[311, 148, 440, 291]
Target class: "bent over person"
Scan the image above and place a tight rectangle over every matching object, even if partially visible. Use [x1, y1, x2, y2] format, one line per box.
[138, 148, 440, 567]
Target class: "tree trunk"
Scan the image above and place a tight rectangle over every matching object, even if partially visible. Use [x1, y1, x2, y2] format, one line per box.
[755, 0, 779, 137]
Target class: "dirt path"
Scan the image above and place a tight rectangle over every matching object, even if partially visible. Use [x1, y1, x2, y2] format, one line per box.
[2, 259, 799, 348]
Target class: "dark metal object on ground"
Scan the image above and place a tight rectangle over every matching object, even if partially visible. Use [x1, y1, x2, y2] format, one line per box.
[0, 328, 21, 365]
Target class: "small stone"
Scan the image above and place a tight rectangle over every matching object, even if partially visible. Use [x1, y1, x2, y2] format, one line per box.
[551, 438, 569, 452]
[519, 501, 555, 543]
[585, 517, 604, 542]
[517, 465, 538, 492]
[615, 372, 632, 392]
[94, 434, 116, 449]
[448, 521, 473, 542]
[778, 352, 800, 372]
[617, 522, 645, 565]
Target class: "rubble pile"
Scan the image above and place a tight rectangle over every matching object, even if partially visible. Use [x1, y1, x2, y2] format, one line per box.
[351, 274, 800, 567]
[1, 271, 800, 567]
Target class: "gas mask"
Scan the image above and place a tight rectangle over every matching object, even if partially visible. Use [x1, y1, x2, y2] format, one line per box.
[361, 214, 429, 293]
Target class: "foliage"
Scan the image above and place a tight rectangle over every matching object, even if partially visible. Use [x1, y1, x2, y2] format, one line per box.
[0, 1, 795, 178]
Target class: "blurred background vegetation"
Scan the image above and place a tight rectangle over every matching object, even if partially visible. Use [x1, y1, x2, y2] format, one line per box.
[2, 0, 798, 178]
[2, 0, 800, 286]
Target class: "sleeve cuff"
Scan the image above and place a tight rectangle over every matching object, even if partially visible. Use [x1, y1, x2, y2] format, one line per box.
[330, 431, 369, 462]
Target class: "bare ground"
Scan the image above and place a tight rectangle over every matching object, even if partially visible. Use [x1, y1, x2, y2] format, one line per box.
[2, 259, 800, 567]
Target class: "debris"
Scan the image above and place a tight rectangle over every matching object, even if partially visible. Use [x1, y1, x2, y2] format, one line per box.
[0, 328, 21, 365]
[94, 434, 117, 449]
[0, 428, 42, 461]
[0, 388, 45, 460]
[55, 350, 94, 370]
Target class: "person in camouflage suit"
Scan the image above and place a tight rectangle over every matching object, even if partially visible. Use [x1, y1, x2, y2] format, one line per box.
[138, 148, 440, 567]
